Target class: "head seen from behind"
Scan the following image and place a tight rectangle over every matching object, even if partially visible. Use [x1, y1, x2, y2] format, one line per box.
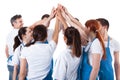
[33, 25, 47, 42]
[64, 27, 81, 57]
[10, 14, 23, 29]
[85, 19, 106, 59]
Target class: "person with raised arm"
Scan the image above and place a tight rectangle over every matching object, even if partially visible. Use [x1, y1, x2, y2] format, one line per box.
[19, 10, 61, 80]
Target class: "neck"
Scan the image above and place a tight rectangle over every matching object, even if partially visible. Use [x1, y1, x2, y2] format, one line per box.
[89, 33, 96, 42]
[103, 32, 108, 41]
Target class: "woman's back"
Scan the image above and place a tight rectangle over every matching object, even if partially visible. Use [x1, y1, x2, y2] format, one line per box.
[21, 40, 56, 80]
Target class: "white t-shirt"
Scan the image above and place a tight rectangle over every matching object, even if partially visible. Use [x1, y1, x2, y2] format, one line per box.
[85, 38, 103, 66]
[12, 44, 24, 65]
[6, 28, 19, 65]
[21, 40, 56, 80]
[52, 48, 81, 80]
[47, 29, 53, 42]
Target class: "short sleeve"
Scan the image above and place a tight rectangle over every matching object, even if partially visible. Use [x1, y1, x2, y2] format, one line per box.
[88, 38, 103, 65]
[12, 46, 21, 65]
[48, 40, 57, 54]
[20, 47, 28, 59]
[112, 39, 120, 52]
[90, 38, 103, 55]
[47, 29, 54, 42]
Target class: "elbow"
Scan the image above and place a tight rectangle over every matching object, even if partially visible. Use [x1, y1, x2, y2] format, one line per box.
[114, 60, 120, 67]
[19, 72, 26, 80]
[92, 64, 100, 73]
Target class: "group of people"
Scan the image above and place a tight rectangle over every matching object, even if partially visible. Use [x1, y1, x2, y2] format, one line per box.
[5, 4, 120, 80]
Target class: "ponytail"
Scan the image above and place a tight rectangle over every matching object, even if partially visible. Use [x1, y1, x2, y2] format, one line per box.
[85, 19, 106, 59]
[96, 31, 106, 59]
[65, 27, 81, 57]
[13, 27, 27, 51]
[13, 36, 21, 51]
[72, 29, 81, 57]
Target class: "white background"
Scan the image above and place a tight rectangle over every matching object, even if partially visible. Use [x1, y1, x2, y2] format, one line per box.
[0, 0, 120, 79]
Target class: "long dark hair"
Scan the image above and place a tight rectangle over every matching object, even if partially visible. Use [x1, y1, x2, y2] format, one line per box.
[13, 27, 27, 51]
[64, 27, 81, 57]
[85, 19, 106, 59]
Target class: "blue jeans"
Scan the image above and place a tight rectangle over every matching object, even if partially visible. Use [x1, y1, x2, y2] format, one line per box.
[7, 65, 14, 80]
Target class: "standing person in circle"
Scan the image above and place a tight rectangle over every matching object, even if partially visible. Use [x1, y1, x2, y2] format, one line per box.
[12, 27, 33, 80]
[97, 18, 120, 80]
[80, 19, 106, 80]
[5, 14, 23, 80]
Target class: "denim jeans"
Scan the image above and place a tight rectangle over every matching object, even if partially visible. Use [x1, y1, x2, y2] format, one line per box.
[7, 65, 14, 80]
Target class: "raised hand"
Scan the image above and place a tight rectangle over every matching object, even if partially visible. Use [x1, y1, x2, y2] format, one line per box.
[50, 7, 56, 19]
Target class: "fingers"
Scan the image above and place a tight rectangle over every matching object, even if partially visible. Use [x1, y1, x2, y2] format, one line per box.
[50, 4, 68, 21]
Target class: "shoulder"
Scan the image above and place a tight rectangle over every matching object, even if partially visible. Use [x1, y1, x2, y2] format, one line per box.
[91, 38, 101, 47]
[111, 38, 120, 45]
[110, 38, 120, 51]
[21, 46, 30, 53]
[14, 45, 21, 52]
[90, 38, 103, 54]
[49, 40, 57, 47]
[7, 29, 18, 39]
[59, 48, 72, 59]
[93, 38, 100, 43]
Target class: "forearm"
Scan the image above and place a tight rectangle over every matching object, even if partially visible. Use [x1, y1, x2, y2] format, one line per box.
[19, 75, 25, 80]
[5, 53, 9, 58]
[90, 68, 99, 80]
[29, 20, 43, 29]
[65, 10, 88, 34]
[60, 17, 68, 30]
[5, 45, 9, 58]
[13, 65, 18, 80]
[66, 16, 88, 41]
[115, 63, 120, 80]
[19, 59, 27, 80]
[90, 54, 100, 80]
[19, 70, 26, 80]
[43, 16, 52, 27]
[52, 18, 59, 44]
[114, 52, 120, 80]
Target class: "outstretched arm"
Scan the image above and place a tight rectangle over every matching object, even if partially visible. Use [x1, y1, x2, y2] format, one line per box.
[52, 16, 60, 44]
[42, 7, 56, 27]
[29, 7, 56, 29]
[56, 6, 68, 31]
[61, 4, 88, 33]
[59, 4, 88, 45]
